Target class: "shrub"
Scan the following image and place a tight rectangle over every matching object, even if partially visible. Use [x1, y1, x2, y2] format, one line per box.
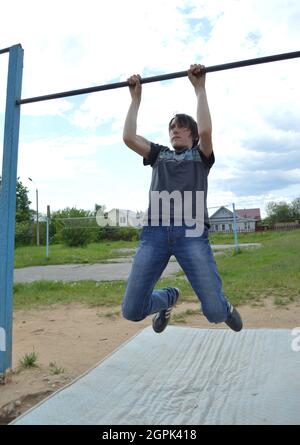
[15, 221, 34, 246]
[59, 227, 92, 247]
[52, 207, 93, 247]
[95, 226, 139, 241]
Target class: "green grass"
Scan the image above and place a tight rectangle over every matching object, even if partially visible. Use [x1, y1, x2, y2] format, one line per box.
[209, 229, 292, 245]
[13, 230, 300, 309]
[19, 350, 39, 368]
[49, 362, 65, 375]
[14, 240, 138, 269]
[155, 229, 300, 307]
[13, 280, 127, 309]
[216, 230, 300, 305]
[15, 231, 290, 269]
[15, 231, 287, 268]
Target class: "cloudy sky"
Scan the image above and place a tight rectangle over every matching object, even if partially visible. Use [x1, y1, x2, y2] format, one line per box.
[1, 0, 300, 218]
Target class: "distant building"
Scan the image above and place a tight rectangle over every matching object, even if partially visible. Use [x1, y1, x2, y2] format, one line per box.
[235, 208, 261, 220]
[105, 209, 144, 228]
[209, 206, 261, 232]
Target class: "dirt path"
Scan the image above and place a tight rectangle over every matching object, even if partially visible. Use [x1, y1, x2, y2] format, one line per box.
[1, 297, 299, 424]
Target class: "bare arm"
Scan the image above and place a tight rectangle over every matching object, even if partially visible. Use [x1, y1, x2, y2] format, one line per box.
[188, 64, 213, 158]
[123, 74, 151, 158]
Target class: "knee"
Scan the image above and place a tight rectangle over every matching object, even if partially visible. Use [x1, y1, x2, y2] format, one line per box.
[203, 305, 227, 324]
[122, 304, 144, 322]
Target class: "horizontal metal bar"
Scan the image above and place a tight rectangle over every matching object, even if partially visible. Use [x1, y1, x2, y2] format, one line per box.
[17, 50, 300, 105]
[0, 47, 10, 55]
[205, 50, 300, 72]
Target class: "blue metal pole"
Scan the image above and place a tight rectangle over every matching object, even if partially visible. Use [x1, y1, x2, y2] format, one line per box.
[0, 44, 23, 381]
[232, 203, 240, 253]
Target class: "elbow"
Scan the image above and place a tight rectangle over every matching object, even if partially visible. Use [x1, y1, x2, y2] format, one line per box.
[123, 135, 133, 147]
[123, 132, 136, 147]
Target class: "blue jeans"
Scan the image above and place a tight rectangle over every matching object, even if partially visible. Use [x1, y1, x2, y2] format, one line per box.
[122, 224, 230, 323]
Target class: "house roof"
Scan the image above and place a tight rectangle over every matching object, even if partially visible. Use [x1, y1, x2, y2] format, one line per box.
[209, 206, 233, 219]
[209, 206, 260, 222]
[236, 208, 261, 220]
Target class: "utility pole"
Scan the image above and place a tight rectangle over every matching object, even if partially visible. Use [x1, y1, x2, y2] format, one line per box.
[28, 177, 39, 246]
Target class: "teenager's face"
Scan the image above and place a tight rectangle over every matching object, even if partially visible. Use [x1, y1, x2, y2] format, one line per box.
[169, 119, 194, 150]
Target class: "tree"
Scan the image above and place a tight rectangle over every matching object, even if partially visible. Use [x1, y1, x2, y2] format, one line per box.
[265, 199, 300, 224]
[52, 207, 93, 247]
[0, 176, 32, 222]
[265, 201, 291, 224]
[290, 197, 300, 220]
[16, 178, 32, 222]
[0, 177, 33, 246]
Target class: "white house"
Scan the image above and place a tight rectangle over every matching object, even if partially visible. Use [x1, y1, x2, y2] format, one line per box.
[105, 209, 144, 228]
[209, 207, 261, 232]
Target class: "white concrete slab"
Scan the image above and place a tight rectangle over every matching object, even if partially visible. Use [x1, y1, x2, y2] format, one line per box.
[12, 327, 300, 425]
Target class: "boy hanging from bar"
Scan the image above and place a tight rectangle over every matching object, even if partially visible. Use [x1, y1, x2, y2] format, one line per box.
[121, 64, 242, 333]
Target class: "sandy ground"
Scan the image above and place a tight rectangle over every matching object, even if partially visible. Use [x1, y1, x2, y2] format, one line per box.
[1, 297, 300, 424]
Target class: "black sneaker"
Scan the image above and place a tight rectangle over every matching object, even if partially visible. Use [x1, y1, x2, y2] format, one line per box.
[152, 288, 180, 334]
[225, 304, 243, 332]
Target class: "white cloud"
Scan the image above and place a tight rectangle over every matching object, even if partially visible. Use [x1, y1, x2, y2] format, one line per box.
[1, 0, 195, 95]
[18, 137, 102, 188]
[17, 133, 152, 212]
[22, 99, 74, 117]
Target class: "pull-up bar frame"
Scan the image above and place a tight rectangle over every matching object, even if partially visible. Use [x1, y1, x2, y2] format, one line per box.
[0, 44, 23, 381]
[0, 47, 10, 55]
[18, 50, 300, 105]
[1, 44, 300, 380]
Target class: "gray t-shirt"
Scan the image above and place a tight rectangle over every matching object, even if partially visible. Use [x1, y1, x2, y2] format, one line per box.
[143, 142, 214, 228]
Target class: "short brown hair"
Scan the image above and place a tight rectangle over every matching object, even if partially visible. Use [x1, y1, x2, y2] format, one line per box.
[169, 114, 199, 146]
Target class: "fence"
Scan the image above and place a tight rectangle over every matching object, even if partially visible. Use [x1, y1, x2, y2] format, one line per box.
[273, 222, 300, 231]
